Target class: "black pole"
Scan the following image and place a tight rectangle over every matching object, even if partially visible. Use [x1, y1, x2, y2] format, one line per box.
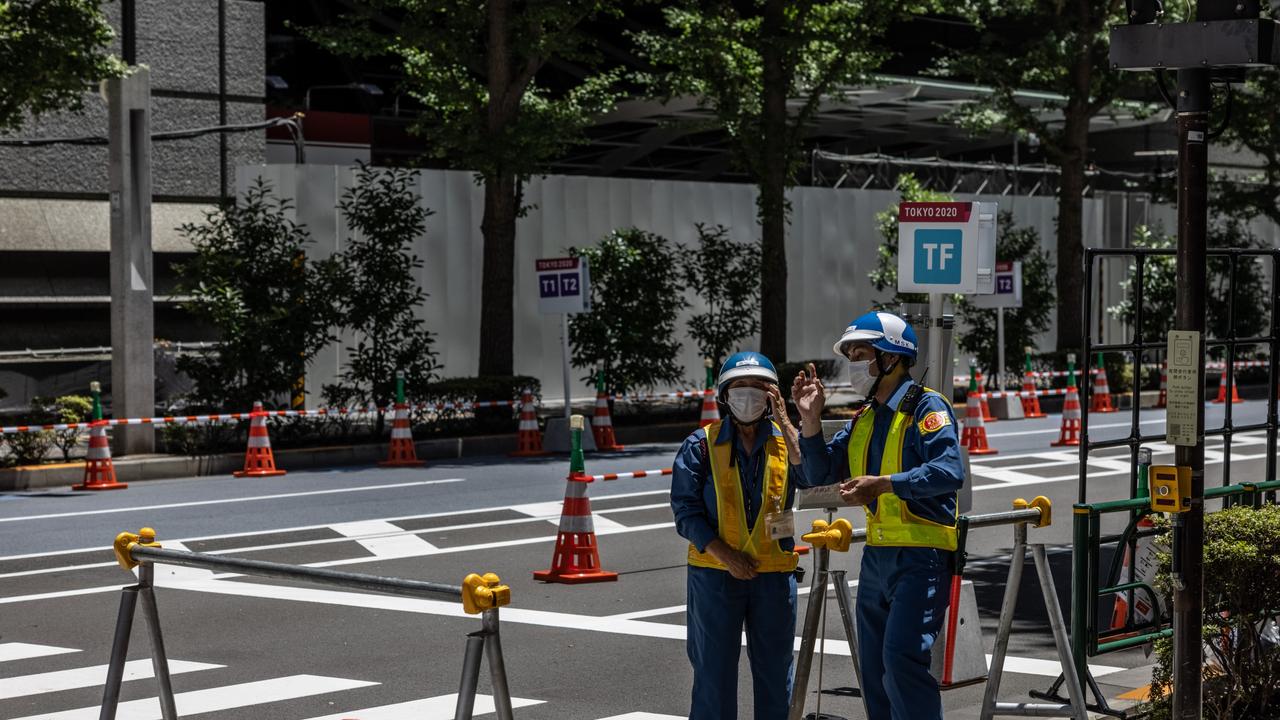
[121, 0, 136, 65]
[1171, 66, 1209, 720]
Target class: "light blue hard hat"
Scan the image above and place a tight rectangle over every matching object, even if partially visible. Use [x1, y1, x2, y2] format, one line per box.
[833, 311, 919, 361]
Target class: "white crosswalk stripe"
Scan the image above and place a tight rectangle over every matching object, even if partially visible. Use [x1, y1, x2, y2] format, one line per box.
[0, 642, 79, 663]
[9, 674, 378, 720]
[298, 693, 545, 719]
[595, 714, 687, 720]
[0, 659, 221, 700]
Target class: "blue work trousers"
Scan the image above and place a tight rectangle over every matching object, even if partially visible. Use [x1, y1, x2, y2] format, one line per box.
[686, 565, 797, 720]
[855, 546, 952, 720]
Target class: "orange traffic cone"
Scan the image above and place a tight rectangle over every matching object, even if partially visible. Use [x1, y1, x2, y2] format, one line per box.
[1156, 361, 1167, 409]
[73, 421, 127, 491]
[1111, 514, 1158, 630]
[510, 388, 548, 457]
[379, 402, 424, 468]
[1052, 361, 1082, 447]
[1020, 352, 1046, 419]
[976, 369, 996, 422]
[592, 371, 623, 452]
[1090, 354, 1116, 413]
[961, 371, 997, 456]
[534, 415, 618, 584]
[233, 401, 286, 477]
[700, 358, 720, 428]
[1213, 371, 1242, 404]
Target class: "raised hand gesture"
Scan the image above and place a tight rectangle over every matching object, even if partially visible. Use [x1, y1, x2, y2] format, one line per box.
[792, 362, 826, 431]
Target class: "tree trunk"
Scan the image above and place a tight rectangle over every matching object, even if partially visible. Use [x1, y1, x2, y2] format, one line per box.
[758, 0, 789, 362]
[1054, 112, 1089, 354]
[477, 0, 515, 377]
[478, 173, 517, 376]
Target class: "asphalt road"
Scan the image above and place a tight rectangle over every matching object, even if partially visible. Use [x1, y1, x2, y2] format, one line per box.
[1, 399, 1274, 720]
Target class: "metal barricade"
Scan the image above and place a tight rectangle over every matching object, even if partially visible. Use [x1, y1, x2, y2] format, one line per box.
[787, 495, 1088, 720]
[102, 527, 515, 720]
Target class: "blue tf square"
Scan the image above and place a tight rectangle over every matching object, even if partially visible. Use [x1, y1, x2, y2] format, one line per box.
[913, 228, 963, 285]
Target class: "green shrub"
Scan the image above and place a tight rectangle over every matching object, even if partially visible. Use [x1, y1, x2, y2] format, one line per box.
[1144, 505, 1280, 719]
[417, 376, 541, 436]
[31, 395, 93, 460]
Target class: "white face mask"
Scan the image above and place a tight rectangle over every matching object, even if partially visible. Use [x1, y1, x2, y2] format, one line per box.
[848, 360, 877, 397]
[727, 387, 768, 423]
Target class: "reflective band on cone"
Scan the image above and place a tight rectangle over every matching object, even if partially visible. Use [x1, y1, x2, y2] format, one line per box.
[1213, 371, 1242, 404]
[1020, 371, 1046, 418]
[233, 401, 286, 477]
[509, 389, 548, 457]
[533, 473, 618, 584]
[699, 393, 719, 428]
[976, 370, 996, 422]
[1090, 363, 1117, 413]
[592, 392, 624, 452]
[72, 421, 127, 491]
[1052, 385, 1082, 447]
[961, 389, 997, 455]
[379, 402, 425, 468]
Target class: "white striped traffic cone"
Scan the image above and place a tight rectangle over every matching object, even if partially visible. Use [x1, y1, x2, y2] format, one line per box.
[1213, 371, 1242, 404]
[592, 394, 624, 453]
[961, 386, 997, 456]
[379, 402, 424, 467]
[699, 390, 719, 428]
[233, 401, 286, 477]
[534, 423, 617, 584]
[1052, 380, 1082, 447]
[510, 388, 548, 457]
[72, 421, 127, 491]
[976, 369, 996, 422]
[1090, 355, 1116, 413]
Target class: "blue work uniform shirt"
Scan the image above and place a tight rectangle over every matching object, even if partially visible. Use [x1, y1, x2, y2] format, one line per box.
[671, 418, 811, 553]
[799, 377, 964, 526]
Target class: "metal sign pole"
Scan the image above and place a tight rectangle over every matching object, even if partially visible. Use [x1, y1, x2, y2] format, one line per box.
[561, 313, 572, 419]
[1171, 66, 1209, 720]
[997, 307, 1006, 392]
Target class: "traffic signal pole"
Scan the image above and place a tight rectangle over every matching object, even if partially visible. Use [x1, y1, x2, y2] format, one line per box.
[1171, 67, 1210, 720]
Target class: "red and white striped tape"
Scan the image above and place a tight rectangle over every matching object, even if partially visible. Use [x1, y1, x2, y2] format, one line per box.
[613, 390, 713, 401]
[578, 468, 674, 482]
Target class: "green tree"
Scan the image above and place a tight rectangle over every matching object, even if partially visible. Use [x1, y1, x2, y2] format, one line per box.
[175, 179, 343, 410]
[31, 394, 94, 460]
[305, 1, 623, 378]
[940, 0, 1128, 352]
[956, 217, 1055, 374]
[868, 174, 953, 307]
[635, 0, 927, 361]
[329, 164, 439, 413]
[683, 223, 761, 370]
[0, 0, 124, 131]
[569, 228, 688, 394]
[1214, 68, 1280, 227]
[1108, 218, 1270, 351]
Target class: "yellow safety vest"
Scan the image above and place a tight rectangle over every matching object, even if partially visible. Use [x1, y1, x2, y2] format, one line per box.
[847, 389, 958, 551]
[687, 420, 799, 573]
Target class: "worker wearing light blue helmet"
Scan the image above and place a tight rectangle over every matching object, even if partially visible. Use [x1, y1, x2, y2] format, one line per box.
[792, 311, 965, 720]
[670, 350, 817, 719]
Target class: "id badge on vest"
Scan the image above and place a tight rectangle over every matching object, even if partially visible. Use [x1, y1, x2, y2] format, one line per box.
[764, 493, 795, 540]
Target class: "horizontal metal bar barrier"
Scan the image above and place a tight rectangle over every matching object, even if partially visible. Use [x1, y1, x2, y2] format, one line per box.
[825, 504, 1047, 546]
[1078, 479, 1280, 517]
[129, 545, 464, 602]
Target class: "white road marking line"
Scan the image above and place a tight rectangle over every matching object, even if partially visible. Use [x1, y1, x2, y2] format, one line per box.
[149, 541, 216, 583]
[298, 693, 545, 720]
[0, 489, 671, 562]
[509, 501, 567, 522]
[985, 418, 1165, 438]
[0, 479, 465, 525]
[10, 674, 378, 720]
[0, 642, 79, 663]
[0, 659, 221, 700]
[331, 519, 438, 558]
[991, 654, 1123, 678]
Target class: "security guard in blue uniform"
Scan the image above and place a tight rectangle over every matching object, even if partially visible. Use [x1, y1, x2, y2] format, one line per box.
[671, 351, 810, 720]
[792, 311, 965, 720]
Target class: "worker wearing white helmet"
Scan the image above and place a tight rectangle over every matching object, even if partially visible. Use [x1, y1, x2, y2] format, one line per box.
[792, 311, 965, 720]
[670, 351, 814, 719]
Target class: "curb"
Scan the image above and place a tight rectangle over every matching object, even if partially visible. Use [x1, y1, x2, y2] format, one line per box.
[0, 421, 694, 491]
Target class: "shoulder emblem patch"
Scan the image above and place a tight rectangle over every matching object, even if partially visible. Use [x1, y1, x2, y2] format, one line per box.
[918, 411, 951, 434]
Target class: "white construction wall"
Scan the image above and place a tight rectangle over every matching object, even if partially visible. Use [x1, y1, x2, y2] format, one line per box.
[237, 165, 1106, 402]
